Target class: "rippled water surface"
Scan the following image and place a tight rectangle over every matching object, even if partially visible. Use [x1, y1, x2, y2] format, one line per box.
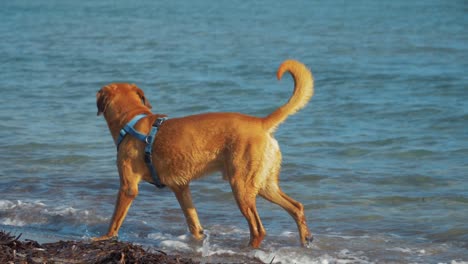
[1, 1, 467, 263]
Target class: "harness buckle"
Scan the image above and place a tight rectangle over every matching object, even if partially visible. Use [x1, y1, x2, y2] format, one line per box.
[154, 117, 166, 127]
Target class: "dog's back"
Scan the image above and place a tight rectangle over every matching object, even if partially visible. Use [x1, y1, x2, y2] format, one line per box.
[153, 60, 314, 186]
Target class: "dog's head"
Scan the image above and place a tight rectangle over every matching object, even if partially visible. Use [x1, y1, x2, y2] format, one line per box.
[96, 83, 152, 116]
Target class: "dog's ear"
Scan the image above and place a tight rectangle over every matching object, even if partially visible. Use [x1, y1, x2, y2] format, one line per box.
[134, 85, 152, 109]
[96, 88, 109, 116]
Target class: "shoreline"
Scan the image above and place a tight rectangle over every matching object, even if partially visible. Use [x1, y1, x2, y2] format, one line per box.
[0, 230, 264, 264]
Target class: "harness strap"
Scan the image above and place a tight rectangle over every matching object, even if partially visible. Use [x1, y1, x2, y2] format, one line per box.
[144, 117, 167, 188]
[116, 114, 147, 148]
[115, 114, 167, 189]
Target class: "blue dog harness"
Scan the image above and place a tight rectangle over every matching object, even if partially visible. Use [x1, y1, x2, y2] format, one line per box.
[116, 114, 167, 188]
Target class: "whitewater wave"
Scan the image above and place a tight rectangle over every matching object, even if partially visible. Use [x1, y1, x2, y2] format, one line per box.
[142, 228, 391, 264]
[1, 199, 466, 263]
[141, 227, 468, 264]
[0, 199, 105, 229]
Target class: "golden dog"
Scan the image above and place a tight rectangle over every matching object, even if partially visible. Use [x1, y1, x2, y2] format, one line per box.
[95, 59, 314, 248]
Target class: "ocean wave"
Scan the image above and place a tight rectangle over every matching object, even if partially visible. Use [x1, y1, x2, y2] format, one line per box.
[141, 228, 468, 264]
[145, 228, 377, 264]
[387, 149, 437, 159]
[0, 199, 105, 229]
[371, 174, 446, 187]
[2, 204, 466, 263]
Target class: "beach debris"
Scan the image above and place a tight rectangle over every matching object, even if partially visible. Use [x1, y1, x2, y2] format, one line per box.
[0, 230, 197, 264]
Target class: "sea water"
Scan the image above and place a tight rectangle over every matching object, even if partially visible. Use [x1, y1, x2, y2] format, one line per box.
[0, 1, 467, 263]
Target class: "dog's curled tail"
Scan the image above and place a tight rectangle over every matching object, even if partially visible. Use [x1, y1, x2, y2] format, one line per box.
[263, 59, 314, 132]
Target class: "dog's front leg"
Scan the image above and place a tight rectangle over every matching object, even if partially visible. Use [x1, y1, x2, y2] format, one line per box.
[94, 163, 139, 241]
[173, 185, 204, 240]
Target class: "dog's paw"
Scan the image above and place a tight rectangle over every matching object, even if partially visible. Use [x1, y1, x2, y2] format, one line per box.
[188, 229, 206, 242]
[303, 235, 314, 248]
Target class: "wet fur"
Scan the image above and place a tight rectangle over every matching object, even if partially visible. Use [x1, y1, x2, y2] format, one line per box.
[94, 59, 314, 248]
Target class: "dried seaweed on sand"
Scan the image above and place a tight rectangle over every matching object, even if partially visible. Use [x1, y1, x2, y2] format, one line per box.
[0, 230, 196, 264]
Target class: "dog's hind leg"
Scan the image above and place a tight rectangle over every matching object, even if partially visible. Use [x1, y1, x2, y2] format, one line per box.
[234, 192, 266, 248]
[230, 178, 266, 248]
[259, 182, 313, 247]
[259, 137, 312, 247]
[225, 138, 271, 248]
[173, 185, 204, 240]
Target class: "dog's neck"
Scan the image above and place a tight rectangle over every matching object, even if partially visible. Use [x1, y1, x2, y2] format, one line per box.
[104, 107, 152, 145]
